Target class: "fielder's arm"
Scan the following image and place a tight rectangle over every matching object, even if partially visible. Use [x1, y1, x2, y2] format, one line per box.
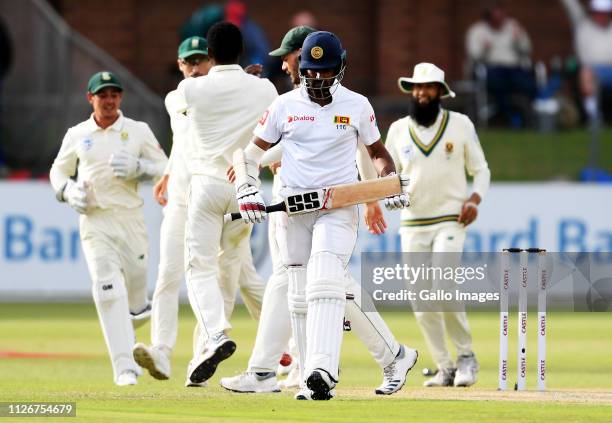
[49, 130, 78, 199]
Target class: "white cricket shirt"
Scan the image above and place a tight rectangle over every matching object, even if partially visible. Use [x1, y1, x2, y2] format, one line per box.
[386, 109, 490, 229]
[254, 84, 380, 190]
[164, 89, 192, 205]
[50, 111, 168, 210]
[176, 65, 278, 178]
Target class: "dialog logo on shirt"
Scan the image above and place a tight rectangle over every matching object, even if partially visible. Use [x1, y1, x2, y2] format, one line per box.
[287, 115, 315, 123]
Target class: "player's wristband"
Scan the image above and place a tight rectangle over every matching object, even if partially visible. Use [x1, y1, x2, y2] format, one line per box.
[464, 201, 478, 209]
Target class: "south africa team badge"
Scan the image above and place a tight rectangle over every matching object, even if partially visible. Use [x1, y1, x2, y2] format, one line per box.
[445, 141, 454, 158]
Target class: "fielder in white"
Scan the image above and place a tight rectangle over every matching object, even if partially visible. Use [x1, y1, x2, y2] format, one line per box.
[221, 26, 416, 398]
[172, 23, 277, 386]
[231, 31, 417, 401]
[130, 36, 265, 386]
[49, 71, 167, 386]
[386, 63, 491, 387]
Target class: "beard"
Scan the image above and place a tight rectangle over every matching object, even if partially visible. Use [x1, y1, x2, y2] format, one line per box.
[411, 97, 441, 127]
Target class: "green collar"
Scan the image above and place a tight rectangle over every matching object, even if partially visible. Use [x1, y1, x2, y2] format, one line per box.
[408, 110, 450, 156]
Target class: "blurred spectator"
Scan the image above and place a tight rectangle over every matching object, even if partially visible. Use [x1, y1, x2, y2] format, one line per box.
[466, 3, 536, 127]
[291, 10, 318, 28]
[179, 1, 270, 75]
[0, 16, 12, 170]
[560, 0, 612, 125]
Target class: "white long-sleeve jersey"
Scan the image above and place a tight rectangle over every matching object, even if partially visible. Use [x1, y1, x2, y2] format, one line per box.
[50, 111, 168, 210]
[176, 65, 278, 179]
[164, 90, 192, 206]
[386, 109, 490, 228]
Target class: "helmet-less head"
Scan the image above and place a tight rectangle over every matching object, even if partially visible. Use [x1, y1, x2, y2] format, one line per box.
[299, 31, 346, 101]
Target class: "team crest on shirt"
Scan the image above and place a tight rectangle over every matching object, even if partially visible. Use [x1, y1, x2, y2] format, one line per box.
[82, 138, 93, 151]
[333, 115, 350, 125]
[445, 141, 454, 155]
[121, 131, 129, 141]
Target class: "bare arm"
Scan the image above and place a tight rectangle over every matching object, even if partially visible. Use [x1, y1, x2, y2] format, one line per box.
[365, 140, 397, 177]
[253, 137, 272, 151]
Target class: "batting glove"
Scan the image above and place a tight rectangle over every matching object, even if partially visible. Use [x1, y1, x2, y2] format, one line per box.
[63, 180, 89, 214]
[384, 173, 411, 210]
[236, 185, 267, 224]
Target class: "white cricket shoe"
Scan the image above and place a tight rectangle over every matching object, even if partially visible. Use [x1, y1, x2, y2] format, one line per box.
[454, 353, 479, 387]
[130, 302, 152, 329]
[279, 366, 301, 389]
[185, 375, 208, 387]
[375, 345, 418, 395]
[294, 386, 312, 400]
[116, 370, 138, 386]
[188, 332, 236, 384]
[306, 369, 336, 401]
[295, 385, 336, 400]
[133, 343, 170, 380]
[220, 372, 280, 393]
[277, 352, 295, 376]
[423, 367, 455, 387]
[184, 361, 208, 387]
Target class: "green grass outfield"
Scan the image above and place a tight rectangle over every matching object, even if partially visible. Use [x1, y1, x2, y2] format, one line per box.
[478, 128, 612, 181]
[1, 304, 611, 422]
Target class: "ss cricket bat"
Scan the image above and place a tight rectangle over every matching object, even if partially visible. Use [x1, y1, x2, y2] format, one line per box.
[224, 175, 402, 223]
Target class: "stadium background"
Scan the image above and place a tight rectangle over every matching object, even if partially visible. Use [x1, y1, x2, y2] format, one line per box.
[0, 0, 610, 300]
[0, 2, 611, 419]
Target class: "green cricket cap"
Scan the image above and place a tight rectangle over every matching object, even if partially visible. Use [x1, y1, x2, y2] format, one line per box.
[269, 26, 316, 56]
[87, 71, 123, 94]
[178, 36, 208, 59]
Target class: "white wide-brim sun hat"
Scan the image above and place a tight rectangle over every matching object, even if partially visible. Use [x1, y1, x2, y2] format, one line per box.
[398, 62, 456, 98]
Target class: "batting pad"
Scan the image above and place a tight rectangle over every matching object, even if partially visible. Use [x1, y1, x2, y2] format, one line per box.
[306, 297, 345, 382]
[304, 252, 346, 381]
[306, 252, 346, 301]
[288, 265, 308, 383]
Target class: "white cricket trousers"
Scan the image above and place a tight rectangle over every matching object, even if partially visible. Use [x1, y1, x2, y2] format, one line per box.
[151, 200, 263, 353]
[80, 208, 148, 382]
[400, 222, 473, 370]
[278, 204, 359, 381]
[185, 175, 257, 339]
[247, 207, 400, 372]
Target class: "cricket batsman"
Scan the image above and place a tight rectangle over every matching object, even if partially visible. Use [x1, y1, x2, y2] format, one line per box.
[231, 31, 415, 400]
[221, 26, 418, 399]
[49, 71, 167, 385]
[386, 63, 491, 387]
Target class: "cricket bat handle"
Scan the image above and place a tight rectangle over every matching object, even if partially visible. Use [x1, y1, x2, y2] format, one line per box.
[223, 202, 287, 223]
